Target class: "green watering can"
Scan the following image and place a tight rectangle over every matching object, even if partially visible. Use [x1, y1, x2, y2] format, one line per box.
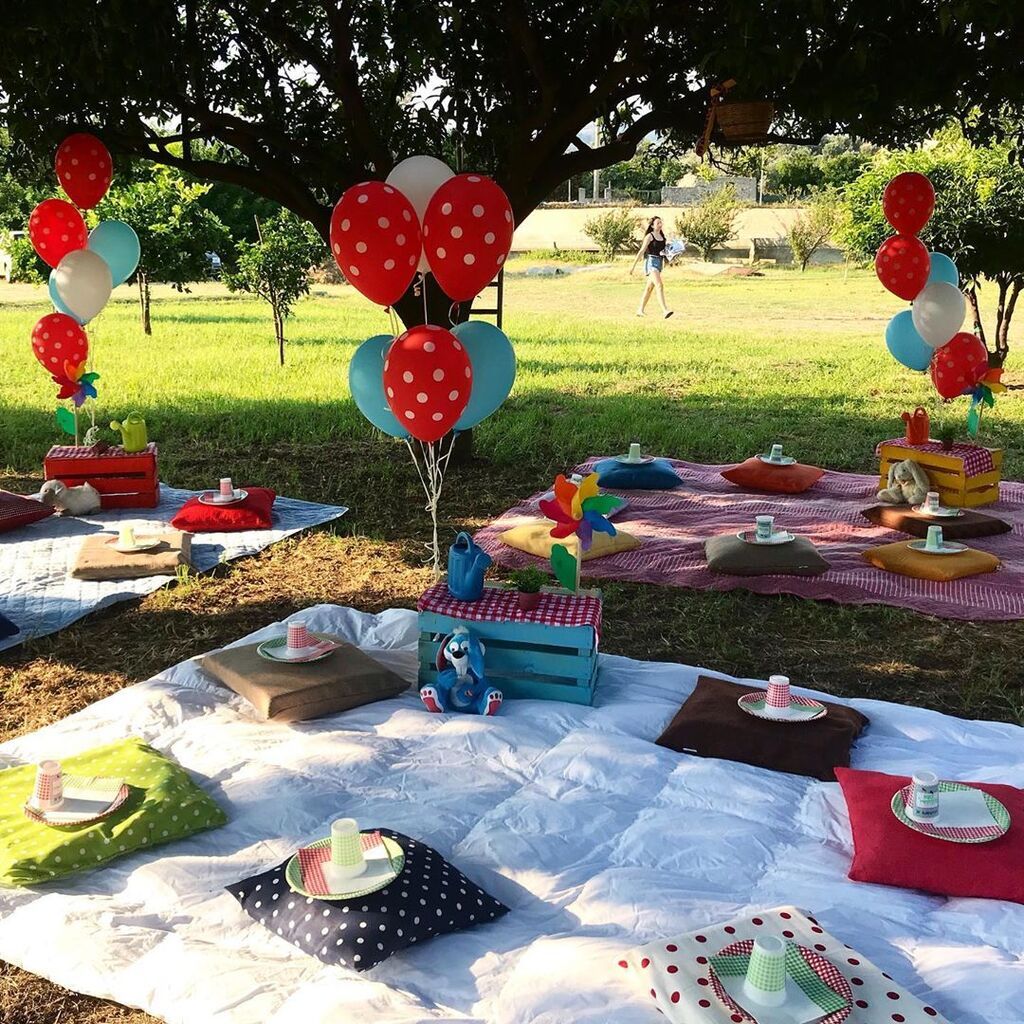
[109, 412, 148, 453]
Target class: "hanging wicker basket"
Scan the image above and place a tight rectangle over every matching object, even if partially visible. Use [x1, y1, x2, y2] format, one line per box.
[714, 100, 774, 145]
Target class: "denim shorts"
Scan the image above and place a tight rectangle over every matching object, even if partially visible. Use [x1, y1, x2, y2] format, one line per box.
[644, 255, 664, 275]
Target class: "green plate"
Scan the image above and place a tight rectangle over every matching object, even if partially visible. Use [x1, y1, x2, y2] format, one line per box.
[285, 835, 405, 900]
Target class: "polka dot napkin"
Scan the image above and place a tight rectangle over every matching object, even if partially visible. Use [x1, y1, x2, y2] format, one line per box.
[620, 905, 948, 1023]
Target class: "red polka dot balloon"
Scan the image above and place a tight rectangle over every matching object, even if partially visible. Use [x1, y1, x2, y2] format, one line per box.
[930, 331, 988, 399]
[875, 235, 930, 301]
[31, 313, 88, 375]
[54, 133, 113, 210]
[28, 198, 88, 268]
[882, 172, 935, 236]
[330, 181, 422, 307]
[422, 173, 514, 301]
[382, 325, 471, 443]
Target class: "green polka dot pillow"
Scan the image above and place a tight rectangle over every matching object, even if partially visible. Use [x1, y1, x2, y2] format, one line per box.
[0, 737, 227, 886]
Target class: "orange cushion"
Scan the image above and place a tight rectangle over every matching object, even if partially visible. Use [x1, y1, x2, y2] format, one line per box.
[862, 541, 1000, 581]
[720, 458, 824, 494]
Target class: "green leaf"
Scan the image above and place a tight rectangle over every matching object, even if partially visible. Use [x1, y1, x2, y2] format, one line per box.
[550, 544, 578, 591]
[55, 406, 76, 436]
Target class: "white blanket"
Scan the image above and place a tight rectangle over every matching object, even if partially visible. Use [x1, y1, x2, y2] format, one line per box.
[0, 604, 1021, 1024]
[0, 486, 347, 651]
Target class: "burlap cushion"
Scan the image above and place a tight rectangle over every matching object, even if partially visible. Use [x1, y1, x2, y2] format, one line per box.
[72, 530, 191, 580]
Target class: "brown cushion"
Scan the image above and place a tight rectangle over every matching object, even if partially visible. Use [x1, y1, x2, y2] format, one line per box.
[499, 520, 641, 560]
[861, 504, 1011, 540]
[71, 530, 192, 580]
[720, 458, 824, 494]
[705, 534, 829, 576]
[201, 637, 409, 722]
[862, 541, 1000, 581]
[656, 676, 869, 781]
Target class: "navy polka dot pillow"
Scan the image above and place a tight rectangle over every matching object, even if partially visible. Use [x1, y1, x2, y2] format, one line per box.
[227, 829, 508, 971]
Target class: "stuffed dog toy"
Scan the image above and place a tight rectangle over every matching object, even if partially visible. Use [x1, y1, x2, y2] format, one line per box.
[420, 626, 503, 716]
[877, 459, 931, 505]
[39, 479, 102, 516]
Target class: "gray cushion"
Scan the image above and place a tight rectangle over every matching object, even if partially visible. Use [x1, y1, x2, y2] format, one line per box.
[705, 534, 829, 576]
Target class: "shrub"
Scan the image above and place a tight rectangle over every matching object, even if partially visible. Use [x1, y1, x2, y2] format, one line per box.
[583, 207, 641, 258]
[786, 193, 842, 271]
[674, 185, 739, 261]
[521, 248, 603, 265]
[2, 232, 46, 283]
[508, 566, 547, 593]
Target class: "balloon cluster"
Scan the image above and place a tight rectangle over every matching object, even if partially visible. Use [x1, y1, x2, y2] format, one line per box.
[876, 173, 986, 395]
[26, 134, 141, 437]
[335, 155, 517, 570]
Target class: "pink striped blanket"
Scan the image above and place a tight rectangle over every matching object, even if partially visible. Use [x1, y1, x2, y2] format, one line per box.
[474, 457, 1024, 621]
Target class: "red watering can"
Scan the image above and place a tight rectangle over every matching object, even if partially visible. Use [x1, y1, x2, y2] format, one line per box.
[901, 407, 930, 446]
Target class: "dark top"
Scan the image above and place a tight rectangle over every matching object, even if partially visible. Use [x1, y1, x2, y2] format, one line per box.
[645, 232, 666, 257]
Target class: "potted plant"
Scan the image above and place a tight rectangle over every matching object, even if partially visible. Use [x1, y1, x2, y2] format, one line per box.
[508, 566, 546, 611]
[939, 428, 956, 452]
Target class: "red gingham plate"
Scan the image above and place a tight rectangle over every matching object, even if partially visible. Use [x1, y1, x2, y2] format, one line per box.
[737, 693, 827, 723]
[708, 939, 852, 1024]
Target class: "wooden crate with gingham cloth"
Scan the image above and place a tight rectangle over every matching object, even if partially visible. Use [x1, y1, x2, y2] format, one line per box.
[417, 582, 602, 705]
[44, 443, 160, 510]
[876, 438, 1002, 508]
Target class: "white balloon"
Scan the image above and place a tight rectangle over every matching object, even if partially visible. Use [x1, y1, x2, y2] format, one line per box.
[54, 249, 113, 324]
[911, 281, 966, 348]
[386, 155, 454, 273]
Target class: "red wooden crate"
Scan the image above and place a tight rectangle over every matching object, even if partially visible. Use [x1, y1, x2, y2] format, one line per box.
[44, 443, 160, 509]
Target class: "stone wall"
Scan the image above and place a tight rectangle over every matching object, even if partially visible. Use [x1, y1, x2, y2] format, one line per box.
[660, 174, 757, 205]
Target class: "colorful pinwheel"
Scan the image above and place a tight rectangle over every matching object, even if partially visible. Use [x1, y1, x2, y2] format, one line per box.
[51, 358, 99, 408]
[539, 472, 622, 591]
[966, 367, 1007, 438]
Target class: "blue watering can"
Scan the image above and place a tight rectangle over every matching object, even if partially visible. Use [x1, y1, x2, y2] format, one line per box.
[447, 531, 492, 601]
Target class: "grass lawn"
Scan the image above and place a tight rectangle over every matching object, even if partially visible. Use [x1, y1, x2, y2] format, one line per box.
[0, 260, 1022, 1021]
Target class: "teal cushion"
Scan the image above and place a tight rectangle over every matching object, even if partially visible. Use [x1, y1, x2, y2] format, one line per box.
[593, 457, 681, 490]
[0, 737, 227, 886]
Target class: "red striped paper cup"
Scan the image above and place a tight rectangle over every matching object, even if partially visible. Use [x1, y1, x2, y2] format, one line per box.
[765, 675, 791, 711]
[32, 760, 64, 811]
[287, 621, 310, 650]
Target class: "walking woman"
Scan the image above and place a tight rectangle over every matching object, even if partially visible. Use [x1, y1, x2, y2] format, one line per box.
[629, 216, 674, 318]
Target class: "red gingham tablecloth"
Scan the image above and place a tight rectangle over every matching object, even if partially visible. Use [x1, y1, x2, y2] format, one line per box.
[418, 582, 602, 640]
[875, 438, 995, 478]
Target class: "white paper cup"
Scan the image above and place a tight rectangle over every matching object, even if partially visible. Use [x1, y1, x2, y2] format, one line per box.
[925, 525, 944, 551]
[118, 525, 136, 549]
[743, 935, 787, 1007]
[330, 818, 366, 879]
[911, 771, 940, 819]
[219, 477, 233, 498]
[769, 443, 784, 461]
[32, 760, 64, 812]
[755, 515, 775, 542]
[628, 443, 642, 463]
[926, 490, 941, 512]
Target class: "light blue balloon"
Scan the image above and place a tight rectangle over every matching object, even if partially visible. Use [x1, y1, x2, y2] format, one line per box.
[48, 270, 85, 324]
[88, 220, 140, 287]
[349, 334, 409, 438]
[452, 320, 516, 430]
[927, 252, 959, 288]
[885, 310, 932, 372]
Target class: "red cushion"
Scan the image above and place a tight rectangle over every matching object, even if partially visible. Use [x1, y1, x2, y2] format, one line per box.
[836, 767, 1024, 903]
[0, 490, 55, 534]
[171, 487, 276, 532]
[721, 458, 824, 494]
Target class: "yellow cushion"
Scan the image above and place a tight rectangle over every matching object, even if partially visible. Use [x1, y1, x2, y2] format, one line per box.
[862, 541, 1000, 581]
[499, 519, 641, 560]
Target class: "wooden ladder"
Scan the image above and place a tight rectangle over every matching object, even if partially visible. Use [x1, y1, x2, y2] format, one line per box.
[470, 269, 505, 328]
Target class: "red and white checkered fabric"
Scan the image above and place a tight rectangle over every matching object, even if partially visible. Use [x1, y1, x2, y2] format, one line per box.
[418, 582, 602, 639]
[298, 831, 384, 895]
[46, 443, 157, 460]
[876, 438, 995, 478]
[0, 491, 54, 533]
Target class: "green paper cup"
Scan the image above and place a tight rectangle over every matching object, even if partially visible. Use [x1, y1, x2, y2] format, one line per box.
[330, 818, 366, 879]
[743, 935, 787, 1007]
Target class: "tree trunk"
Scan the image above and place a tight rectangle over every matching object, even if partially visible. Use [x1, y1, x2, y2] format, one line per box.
[138, 272, 152, 335]
[965, 284, 987, 351]
[994, 277, 1021, 368]
[273, 305, 285, 365]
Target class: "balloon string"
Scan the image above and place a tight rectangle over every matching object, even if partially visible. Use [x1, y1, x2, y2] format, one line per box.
[448, 302, 460, 327]
[404, 432, 458, 574]
[421, 271, 429, 325]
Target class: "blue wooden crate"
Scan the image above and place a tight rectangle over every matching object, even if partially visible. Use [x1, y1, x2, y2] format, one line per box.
[417, 586, 600, 706]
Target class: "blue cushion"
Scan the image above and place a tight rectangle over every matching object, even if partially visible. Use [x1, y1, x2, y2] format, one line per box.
[227, 829, 508, 972]
[593, 457, 681, 490]
[0, 613, 18, 641]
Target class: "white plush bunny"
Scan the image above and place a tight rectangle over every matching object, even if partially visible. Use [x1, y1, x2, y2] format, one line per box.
[39, 479, 102, 516]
